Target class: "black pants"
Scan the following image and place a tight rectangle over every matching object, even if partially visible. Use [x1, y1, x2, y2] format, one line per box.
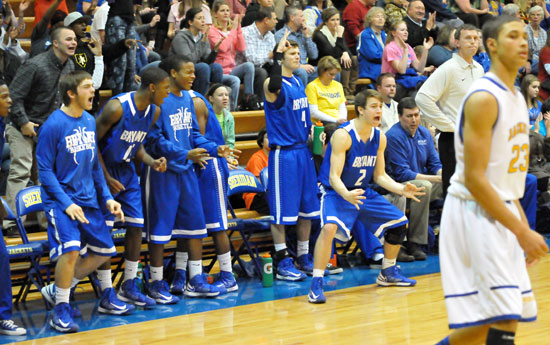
[438, 132, 455, 197]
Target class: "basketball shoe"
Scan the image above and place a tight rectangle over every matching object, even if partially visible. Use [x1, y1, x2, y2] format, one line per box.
[296, 253, 314, 275]
[376, 265, 417, 286]
[0, 320, 26, 336]
[170, 269, 186, 295]
[50, 303, 79, 333]
[276, 257, 306, 281]
[185, 273, 227, 297]
[148, 280, 180, 304]
[40, 284, 81, 317]
[308, 277, 326, 304]
[214, 271, 239, 292]
[118, 278, 156, 307]
[98, 288, 135, 315]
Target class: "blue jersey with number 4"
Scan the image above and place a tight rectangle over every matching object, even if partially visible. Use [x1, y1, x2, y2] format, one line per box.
[264, 75, 311, 147]
[319, 121, 380, 189]
[99, 92, 156, 165]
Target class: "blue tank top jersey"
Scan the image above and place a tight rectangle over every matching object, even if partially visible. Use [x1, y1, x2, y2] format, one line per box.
[264, 75, 311, 147]
[37, 109, 112, 211]
[319, 121, 380, 189]
[99, 92, 156, 165]
[189, 91, 226, 146]
[145, 91, 218, 173]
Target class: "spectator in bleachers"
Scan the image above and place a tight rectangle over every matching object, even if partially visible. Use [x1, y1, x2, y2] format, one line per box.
[404, 0, 438, 49]
[473, 28, 490, 72]
[376, 72, 399, 132]
[0, 79, 26, 336]
[0, 17, 26, 63]
[168, 0, 212, 40]
[275, 6, 319, 86]
[244, 128, 270, 213]
[521, 74, 547, 136]
[502, 3, 522, 19]
[241, 7, 277, 103]
[358, 6, 386, 82]
[227, 0, 249, 17]
[526, 6, 546, 74]
[242, 0, 274, 27]
[446, 0, 493, 28]
[385, 0, 407, 26]
[386, 97, 443, 261]
[536, 98, 550, 138]
[30, 0, 66, 57]
[381, 20, 433, 100]
[77, 0, 104, 15]
[207, 83, 236, 150]
[90, 0, 110, 43]
[210, 0, 260, 111]
[538, 30, 550, 100]
[421, 0, 464, 27]
[342, 0, 375, 51]
[170, 8, 224, 97]
[305, 56, 347, 124]
[105, 0, 138, 95]
[33, 0, 68, 26]
[3, 27, 76, 235]
[0, 48, 20, 86]
[415, 24, 482, 196]
[427, 25, 456, 67]
[304, 0, 330, 34]
[313, 7, 358, 100]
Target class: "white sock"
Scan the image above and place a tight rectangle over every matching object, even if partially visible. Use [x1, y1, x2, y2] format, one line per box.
[382, 258, 396, 270]
[312, 269, 325, 278]
[176, 252, 188, 271]
[124, 260, 139, 282]
[97, 270, 112, 290]
[188, 260, 202, 279]
[150, 266, 163, 282]
[218, 252, 232, 272]
[274, 243, 287, 252]
[56, 287, 70, 305]
[70, 277, 80, 289]
[297, 240, 309, 257]
[373, 253, 384, 261]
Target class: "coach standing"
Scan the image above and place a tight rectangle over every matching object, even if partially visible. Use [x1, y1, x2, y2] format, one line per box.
[415, 24, 483, 196]
[3, 26, 75, 233]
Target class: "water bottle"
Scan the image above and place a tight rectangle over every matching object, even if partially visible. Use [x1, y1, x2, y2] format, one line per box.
[312, 121, 324, 155]
[136, 262, 144, 292]
[261, 254, 273, 287]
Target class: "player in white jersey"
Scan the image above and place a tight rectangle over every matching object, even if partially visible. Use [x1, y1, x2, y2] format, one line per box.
[436, 16, 548, 345]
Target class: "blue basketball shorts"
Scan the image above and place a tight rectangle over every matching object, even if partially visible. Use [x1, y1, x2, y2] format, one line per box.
[46, 205, 116, 262]
[321, 188, 408, 242]
[196, 157, 229, 232]
[105, 162, 144, 228]
[268, 145, 320, 225]
[142, 166, 207, 244]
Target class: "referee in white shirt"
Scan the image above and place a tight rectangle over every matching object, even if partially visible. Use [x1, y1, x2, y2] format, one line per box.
[415, 24, 485, 195]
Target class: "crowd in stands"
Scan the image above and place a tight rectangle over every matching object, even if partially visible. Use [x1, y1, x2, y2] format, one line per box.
[1, 0, 550, 336]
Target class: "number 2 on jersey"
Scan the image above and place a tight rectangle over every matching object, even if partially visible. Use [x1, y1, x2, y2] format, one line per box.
[355, 169, 366, 186]
[508, 144, 529, 173]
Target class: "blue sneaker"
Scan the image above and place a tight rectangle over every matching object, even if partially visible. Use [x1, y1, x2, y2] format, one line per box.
[276, 257, 306, 281]
[376, 265, 417, 287]
[50, 303, 79, 333]
[40, 284, 81, 317]
[214, 271, 238, 292]
[148, 280, 180, 305]
[170, 269, 186, 295]
[185, 273, 227, 297]
[0, 320, 26, 336]
[98, 288, 135, 315]
[118, 278, 156, 307]
[296, 254, 314, 275]
[308, 277, 326, 304]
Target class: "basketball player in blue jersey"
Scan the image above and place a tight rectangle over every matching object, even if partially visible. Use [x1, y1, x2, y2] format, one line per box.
[94, 67, 171, 309]
[436, 16, 548, 345]
[263, 31, 320, 280]
[142, 56, 235, 300]
[308, 89, 425, 304]
[37, 71, 126, 333]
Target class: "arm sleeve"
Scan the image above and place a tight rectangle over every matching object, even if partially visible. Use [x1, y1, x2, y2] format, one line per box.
[36, 123, 74, 210]
[310, 104, 337, 123]
[339, 102, 348, 121]
[92, 56, 104, 89]
[8, 39, 27, 62]
[415, 66, 456, 132]
[386, 133, 418, 182]
[267, 52, 283, 93]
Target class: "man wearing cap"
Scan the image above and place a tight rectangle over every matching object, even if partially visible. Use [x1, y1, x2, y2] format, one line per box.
[2, 26, 76, 234]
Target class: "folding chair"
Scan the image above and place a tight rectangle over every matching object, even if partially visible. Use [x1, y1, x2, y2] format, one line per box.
[226, 169, 271, 278]
[4, 196, 46, 304]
